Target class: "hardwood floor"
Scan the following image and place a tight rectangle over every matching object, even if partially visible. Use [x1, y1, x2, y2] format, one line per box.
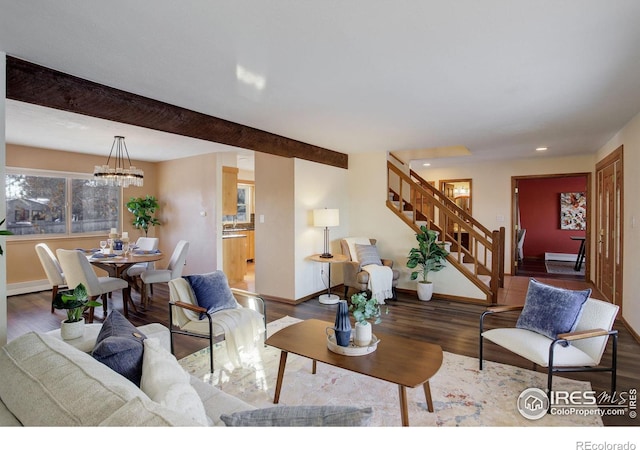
[6, 264, 638, 426]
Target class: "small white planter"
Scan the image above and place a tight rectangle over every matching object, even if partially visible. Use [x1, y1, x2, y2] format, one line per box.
[354, 321, 372, 346]
[60, 318, 85, 340]
[417, 281, 434, 301]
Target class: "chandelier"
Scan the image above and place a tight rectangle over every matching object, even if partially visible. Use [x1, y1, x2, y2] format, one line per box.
[93, 136, 144, 187]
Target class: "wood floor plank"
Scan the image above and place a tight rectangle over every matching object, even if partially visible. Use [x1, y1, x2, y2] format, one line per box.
[6, 268, 638, 426]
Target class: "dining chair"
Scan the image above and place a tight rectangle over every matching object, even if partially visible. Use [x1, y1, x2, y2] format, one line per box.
[35, 243, 68, 313]
[126, 237, 160, 292]
[140, 240, 189, 308]
[56, 249, 129, 322]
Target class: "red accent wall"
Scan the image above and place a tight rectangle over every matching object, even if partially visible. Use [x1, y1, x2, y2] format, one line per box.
[519, 176, 587, 259]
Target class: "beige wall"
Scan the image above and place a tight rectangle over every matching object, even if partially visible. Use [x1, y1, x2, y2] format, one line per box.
[294, 158, 349, 299]
[254, 153, 296, 299]
[5, 144, 159, 293]
[596, 109, 640, 335]
[156, 153, 219, 276]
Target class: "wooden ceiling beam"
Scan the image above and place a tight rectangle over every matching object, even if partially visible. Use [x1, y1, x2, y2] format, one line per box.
[6, 56, 348, 169]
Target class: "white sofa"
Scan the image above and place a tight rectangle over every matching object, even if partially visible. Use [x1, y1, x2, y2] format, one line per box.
[0, 322, 373, 427]
[0, 323, 254, 426]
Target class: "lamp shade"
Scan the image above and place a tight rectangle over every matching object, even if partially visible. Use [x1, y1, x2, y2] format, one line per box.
[313, 208, 339, 228]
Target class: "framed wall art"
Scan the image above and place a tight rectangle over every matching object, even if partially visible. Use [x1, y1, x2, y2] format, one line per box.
[560, 192, 586, 230]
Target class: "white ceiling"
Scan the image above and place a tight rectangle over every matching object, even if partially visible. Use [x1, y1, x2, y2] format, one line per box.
[2, 1, 640, 169]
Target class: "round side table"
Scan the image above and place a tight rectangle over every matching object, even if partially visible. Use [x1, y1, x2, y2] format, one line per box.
[309, 253, 349, 304]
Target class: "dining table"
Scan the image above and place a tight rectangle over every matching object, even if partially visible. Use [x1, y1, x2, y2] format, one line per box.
[86, 250, 164, 317]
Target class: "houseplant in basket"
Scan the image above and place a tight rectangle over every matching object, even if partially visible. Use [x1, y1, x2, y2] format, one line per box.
[126, 195, 161, 237]
[349, 292, 386, 346]
[52, 283, 102, 340]
[406, 225, 449, 301]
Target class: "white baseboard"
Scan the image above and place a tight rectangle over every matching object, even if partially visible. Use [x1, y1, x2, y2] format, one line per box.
[545, 252, 578, 262]
[7, 280, 51, 296]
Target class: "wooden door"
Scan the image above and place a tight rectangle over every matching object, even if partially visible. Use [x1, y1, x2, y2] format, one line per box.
[596, 146, 623, 309]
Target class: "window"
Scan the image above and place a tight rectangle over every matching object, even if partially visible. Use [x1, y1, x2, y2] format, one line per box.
[5, 168, 121, 236]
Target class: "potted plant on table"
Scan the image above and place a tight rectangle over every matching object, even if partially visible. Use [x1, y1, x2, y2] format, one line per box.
[349, 292, 386, 346]
[126, 195, 161, 237]
[52, 283, 102, 340]
[406, 225, 449, 301]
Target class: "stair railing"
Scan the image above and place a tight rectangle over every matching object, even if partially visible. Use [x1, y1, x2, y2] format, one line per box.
[387, 160, 505, 303]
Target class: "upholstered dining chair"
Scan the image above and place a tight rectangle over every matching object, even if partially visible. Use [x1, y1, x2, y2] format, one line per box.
[126, 237, 160, 291]
[340, 237, 399, 301]
[168, 271, 266, 373]
[56, 249, 129, 322]
[140, 240, 189, 308]
[35, 243, 68, 313]
[479, 280, 619, 399]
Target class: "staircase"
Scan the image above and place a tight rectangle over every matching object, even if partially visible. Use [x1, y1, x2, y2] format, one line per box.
[387, 158, 505, 304]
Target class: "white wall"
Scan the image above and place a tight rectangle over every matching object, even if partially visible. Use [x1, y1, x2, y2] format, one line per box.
[294, 158, 349, 300]
[1, 52, 7, 346]
[596, 110, 640, 336]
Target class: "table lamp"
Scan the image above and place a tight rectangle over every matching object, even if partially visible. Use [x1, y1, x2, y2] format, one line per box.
[313, 208, 339, 258]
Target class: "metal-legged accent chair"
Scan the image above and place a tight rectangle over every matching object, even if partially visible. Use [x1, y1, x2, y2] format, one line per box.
[480, 296, 619, 397]
[168, 273, 266, 373]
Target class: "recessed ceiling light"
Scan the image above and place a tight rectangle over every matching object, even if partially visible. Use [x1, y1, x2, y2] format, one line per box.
[536, 147, 548, 151]
[423, 163, 431, 166]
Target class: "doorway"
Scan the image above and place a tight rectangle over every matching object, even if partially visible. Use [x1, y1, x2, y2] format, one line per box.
[511, 173, 591, 279]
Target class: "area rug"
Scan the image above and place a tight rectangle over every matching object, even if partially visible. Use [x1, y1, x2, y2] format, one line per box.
[545, 260, 584, 276]
[179, 316, 602, 427]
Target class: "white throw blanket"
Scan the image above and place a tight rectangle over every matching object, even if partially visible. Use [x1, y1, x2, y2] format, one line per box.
[362, 264, 393, 304]
[211, 307, 265, 368]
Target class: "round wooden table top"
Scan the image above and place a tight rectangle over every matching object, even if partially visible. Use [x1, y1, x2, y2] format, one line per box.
[309, 253, 349, 263]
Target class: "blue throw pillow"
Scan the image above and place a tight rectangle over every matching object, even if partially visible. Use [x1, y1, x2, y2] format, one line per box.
[516, 279, 591, 343]
[183, 271, 238, 320]
[92, 310, 146, 386]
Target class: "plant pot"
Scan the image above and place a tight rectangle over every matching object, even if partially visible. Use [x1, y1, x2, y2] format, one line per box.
[60, 317, 85, 340]
[417, 281, 434, 301]
[354, 321, 372, 346]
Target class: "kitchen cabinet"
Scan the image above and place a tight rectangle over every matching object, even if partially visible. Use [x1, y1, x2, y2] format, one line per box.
[222, 166, 239, 216]
[245, 229, 255, 261]
[223, 234, 247, 283]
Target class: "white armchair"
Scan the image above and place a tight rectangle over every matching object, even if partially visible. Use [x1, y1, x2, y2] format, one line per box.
[168, 275, 266, 373]
[480, 296, 619, 398]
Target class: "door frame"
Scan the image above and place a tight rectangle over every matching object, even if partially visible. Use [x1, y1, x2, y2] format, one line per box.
[511, 173, 592, 277]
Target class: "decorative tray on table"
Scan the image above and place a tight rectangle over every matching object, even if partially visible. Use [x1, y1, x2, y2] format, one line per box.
[327, 334, 380, 356]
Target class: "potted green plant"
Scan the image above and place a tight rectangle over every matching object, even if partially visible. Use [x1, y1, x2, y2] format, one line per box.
[349, 292, 386, 346]
[52, 283, 102, 340]
[0, 218, 13, 256]
[406, 225, 449, 301]
[126, 195, 161, 237]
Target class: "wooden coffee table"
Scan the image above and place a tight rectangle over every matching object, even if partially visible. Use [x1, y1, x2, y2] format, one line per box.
[265, 318, 443, 426]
